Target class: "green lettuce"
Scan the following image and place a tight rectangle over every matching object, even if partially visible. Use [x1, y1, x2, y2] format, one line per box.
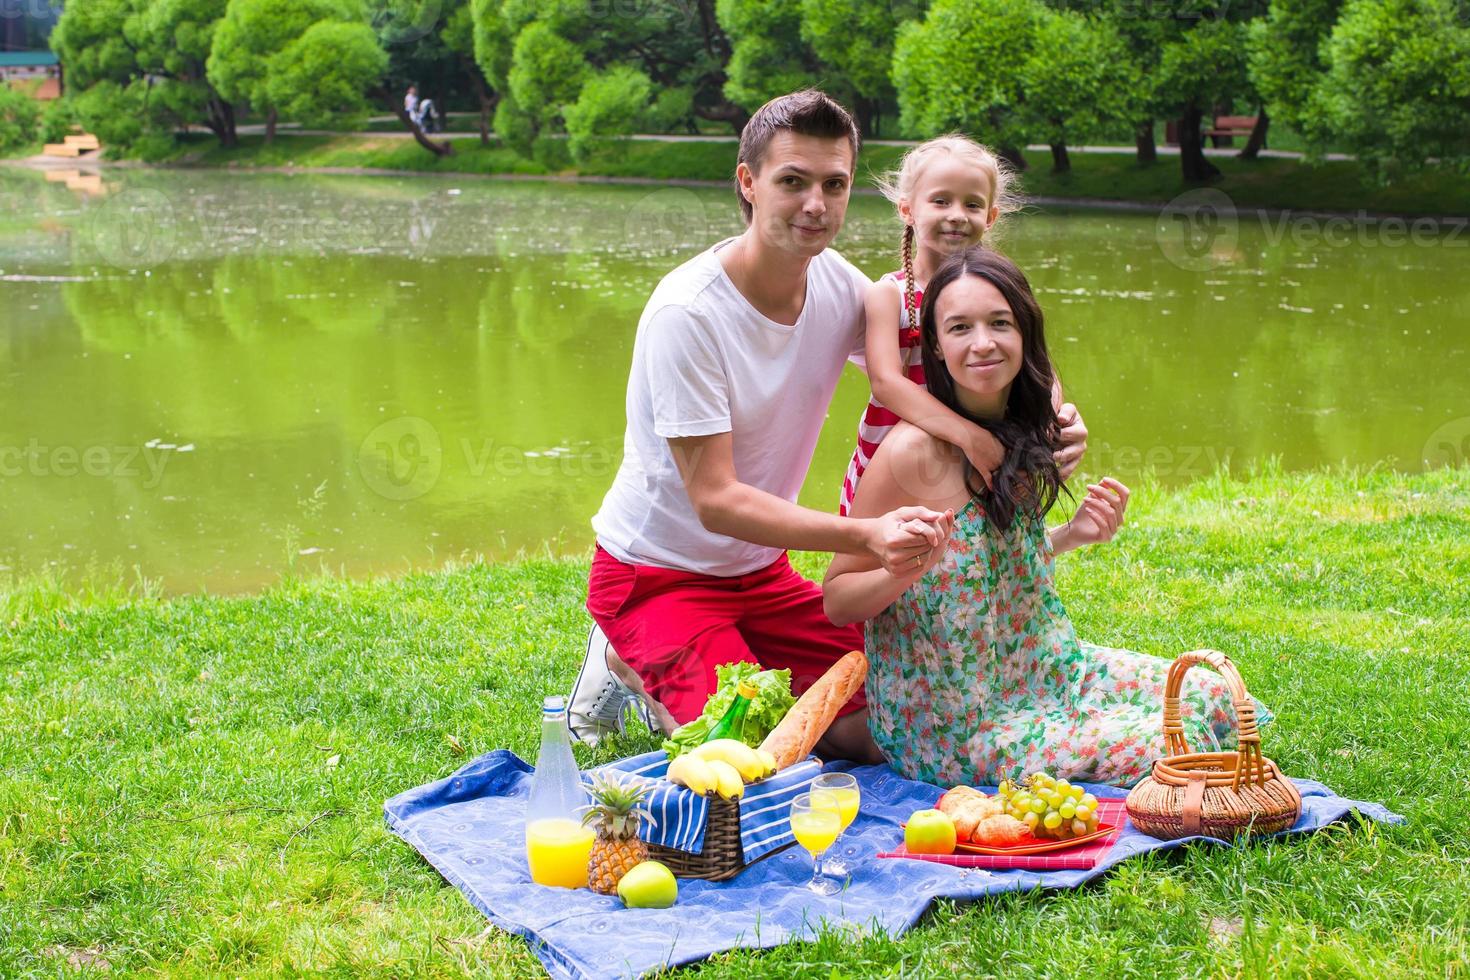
[660, 661, 795, 760]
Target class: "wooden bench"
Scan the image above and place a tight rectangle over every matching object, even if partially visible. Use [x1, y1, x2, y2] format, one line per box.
[1204, 115, 1258, 145]
[1164, 115, 1260, 146]
[43, 133, 101, 158]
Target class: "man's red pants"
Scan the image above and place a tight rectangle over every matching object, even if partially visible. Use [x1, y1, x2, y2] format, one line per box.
[585, 545, 866, 725]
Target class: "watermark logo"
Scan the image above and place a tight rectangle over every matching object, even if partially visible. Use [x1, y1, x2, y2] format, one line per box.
[357, 416, 442, 500]
[623, 187, 712, 253]
[1422, 416, 1470, 470]
[369, 0, 444, 46]
[87, 188, 179, 269]
[1156, 188, 1238, 273]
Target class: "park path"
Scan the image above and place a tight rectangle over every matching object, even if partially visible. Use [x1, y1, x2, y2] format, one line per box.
[231, 115, 1354, 162]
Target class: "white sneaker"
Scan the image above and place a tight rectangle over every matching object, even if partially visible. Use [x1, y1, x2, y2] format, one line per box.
[566, 624, 655, 745]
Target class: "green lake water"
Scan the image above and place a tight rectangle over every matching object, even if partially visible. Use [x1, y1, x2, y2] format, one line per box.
[2, 167, 1467, 594]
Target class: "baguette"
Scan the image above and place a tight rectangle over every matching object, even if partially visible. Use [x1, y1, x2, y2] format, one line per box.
[758, 650, 868, 770]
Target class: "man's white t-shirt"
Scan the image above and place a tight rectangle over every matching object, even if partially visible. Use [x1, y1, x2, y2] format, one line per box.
[592, 239, 871, 577]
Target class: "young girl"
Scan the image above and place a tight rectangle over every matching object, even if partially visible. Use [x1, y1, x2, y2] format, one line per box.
[839, 135, 1018, 517]
[824, 247, 1268, 787]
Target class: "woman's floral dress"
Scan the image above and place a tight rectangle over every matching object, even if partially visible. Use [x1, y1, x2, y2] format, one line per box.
[866, 499, 1271, 787]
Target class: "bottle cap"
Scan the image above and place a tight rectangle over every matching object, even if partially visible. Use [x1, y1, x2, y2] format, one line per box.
[736, 680, 758, 699]
[542, 695, 567, 715]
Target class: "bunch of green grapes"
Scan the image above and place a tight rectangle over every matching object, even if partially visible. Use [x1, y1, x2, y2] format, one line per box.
[996, 772, 1101, 839]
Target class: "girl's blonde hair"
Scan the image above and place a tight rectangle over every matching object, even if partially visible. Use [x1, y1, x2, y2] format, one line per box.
[874, 135, 1020, 335]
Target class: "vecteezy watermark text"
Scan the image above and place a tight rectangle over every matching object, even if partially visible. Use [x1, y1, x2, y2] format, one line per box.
[0, 439, 173, 488]
[357, 417, 622, 500]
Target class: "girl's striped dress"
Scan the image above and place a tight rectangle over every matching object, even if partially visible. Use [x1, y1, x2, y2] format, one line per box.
[839, 270, 926, 516]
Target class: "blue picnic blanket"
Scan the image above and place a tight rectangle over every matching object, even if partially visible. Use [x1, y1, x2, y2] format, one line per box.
[384, 750, 1402, 980]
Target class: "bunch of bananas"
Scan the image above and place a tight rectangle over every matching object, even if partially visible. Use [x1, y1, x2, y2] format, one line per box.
[665, 740, 778, 801]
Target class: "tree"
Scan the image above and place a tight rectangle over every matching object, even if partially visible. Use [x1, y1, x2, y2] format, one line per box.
[1307, 0, 1470, 174]
[799, 0, 912, 136]
[208, 0, 368, 143]
[563, 65, 653, 162]
[1247, 0, 1342, 139]
[718, 0, 818, 115]
[50, 0, 239, 150]
[265, 21, 388, 128]
[442, 0, 498, 145]
[892, 0, 1041, 166]
[474, 0, 750, 156]
[132, 0, 239, 146]
[1154, 18, 1253, 181]
[1016, 9, 1138, 172]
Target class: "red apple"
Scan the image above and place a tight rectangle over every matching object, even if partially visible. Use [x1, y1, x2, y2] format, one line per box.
[904, 809, 957, 854]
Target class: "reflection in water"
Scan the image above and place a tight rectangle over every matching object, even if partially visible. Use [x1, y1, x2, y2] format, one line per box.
[1, 168, 1466, 593]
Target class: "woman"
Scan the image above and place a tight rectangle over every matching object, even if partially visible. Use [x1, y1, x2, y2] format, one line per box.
[823, 247, 1264, 787]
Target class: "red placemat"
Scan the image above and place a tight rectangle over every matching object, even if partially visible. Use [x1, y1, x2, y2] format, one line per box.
[877, 800, 1128, 871]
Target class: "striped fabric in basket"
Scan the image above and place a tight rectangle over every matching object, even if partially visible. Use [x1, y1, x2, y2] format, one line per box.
[583, 749, 823, 863]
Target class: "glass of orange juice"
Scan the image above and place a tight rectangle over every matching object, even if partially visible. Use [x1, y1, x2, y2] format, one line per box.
[790, 792, 843, 896]
[810, 773, 860, 878]
[526, 817, 596, 888]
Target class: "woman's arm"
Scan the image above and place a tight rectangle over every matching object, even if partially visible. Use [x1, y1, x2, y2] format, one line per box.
[865, 281, 1004, 486]
[1048, 478, 1130, 555]
[824, 424, 961, 627]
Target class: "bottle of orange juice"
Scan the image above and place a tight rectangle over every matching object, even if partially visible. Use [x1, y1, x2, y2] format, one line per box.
[525, 696, 593, 888]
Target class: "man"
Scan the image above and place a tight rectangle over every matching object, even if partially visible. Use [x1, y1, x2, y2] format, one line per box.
[570, 91, 1086, 761]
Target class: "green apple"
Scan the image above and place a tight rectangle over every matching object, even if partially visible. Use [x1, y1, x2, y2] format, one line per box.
[616, 860, 678, 909]
[905, 809, 957, 854]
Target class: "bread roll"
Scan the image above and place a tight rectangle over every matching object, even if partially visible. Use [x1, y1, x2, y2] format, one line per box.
[973, 814, 1028, 846]
[758, 650, 867, 770]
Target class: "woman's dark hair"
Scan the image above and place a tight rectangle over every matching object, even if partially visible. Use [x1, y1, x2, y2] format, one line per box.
[918, 246, 1063, 531]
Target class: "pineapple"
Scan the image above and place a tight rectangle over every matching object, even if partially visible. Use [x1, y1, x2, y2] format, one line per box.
[583, 775, 655, 895]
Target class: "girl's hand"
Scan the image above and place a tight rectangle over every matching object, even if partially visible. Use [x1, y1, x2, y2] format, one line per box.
[1064, 478, 1129, 548]
[1054, 403, 1088, 481]
[963, 428, 1003, 490]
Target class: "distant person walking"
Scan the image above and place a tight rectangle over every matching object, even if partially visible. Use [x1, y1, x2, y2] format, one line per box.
[404, 85, 420, 125]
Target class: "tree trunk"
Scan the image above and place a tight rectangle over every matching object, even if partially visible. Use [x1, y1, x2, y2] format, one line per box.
[1135, 119, 1157, 165]
[998, 144, 1027, 172]
[695, 99, 750, 133]
[1049, 143, 1071, 173]
[392, 102, 452, 156]
[205, 97, 237, 148]
[265, 106, 277, 145]
[1177, 110, 1220, 182]
[461, 59, 497, 148]
[1240, 107, 1269, 160]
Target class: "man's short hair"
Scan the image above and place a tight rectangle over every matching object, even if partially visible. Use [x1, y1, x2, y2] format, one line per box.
[735, 90, 862, 225]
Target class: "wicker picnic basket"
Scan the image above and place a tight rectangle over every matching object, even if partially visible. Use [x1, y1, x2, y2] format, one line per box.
[645, 794, 770, 882]
[1126, 649, 1302, 840]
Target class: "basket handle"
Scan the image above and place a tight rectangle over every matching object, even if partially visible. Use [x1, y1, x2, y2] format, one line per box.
[1162, 649, 1266, 791]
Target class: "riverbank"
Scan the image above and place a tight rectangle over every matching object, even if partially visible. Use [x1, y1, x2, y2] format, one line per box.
[11, 131, 1470, 218]
[3, 465, 1467, 976]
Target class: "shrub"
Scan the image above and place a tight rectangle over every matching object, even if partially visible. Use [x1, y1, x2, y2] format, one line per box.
[0, 85, 42, 154]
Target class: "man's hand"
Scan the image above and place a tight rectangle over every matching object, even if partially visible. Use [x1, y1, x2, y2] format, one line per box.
[865, 505, 948, 577]
[1055, 403, 1088, 481]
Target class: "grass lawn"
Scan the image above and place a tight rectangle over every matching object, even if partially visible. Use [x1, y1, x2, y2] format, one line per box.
[2, 466, 1468, 976]
[115, 132, 1470, 218]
